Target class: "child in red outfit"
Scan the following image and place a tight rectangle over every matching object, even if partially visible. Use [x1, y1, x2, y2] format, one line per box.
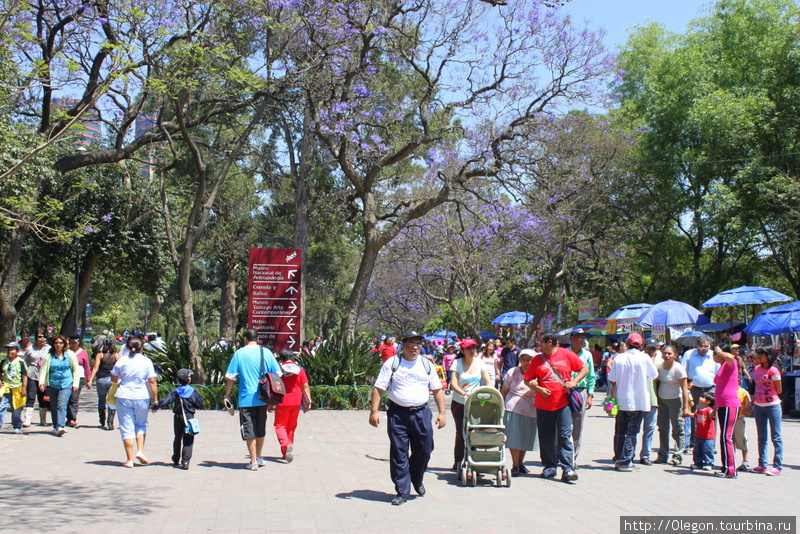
[273, 349, 311, 463]
[686, 392, 716, 471]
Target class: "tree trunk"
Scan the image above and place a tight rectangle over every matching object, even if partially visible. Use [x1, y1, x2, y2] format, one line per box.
[523, 253, 566, 346]
[219, 259, 237, 342]
[15, 276, 40, 312]
[144, 292, 164, 332]
[0, 226, 26, 344]
[292, 109, 311, 346]
[60, 249, 104, 336]
[177, 254, 205, 384]
[340, 238, 381, 341]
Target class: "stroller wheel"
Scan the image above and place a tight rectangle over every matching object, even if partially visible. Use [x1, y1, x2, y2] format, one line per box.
[496, 470, 503, 487]
[470, 470, 477, 486]
[459, 467, 467, 486]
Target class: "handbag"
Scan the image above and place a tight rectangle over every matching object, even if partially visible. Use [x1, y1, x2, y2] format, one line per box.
[258, 347, 285, 406]
[179, 394, 200, 435]
[106, 382, 119, 408]
[541, 353, 584, 413]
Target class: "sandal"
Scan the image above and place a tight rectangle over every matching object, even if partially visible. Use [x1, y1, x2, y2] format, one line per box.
[135, 453, 149, 465]
[122, 461, 134, 468]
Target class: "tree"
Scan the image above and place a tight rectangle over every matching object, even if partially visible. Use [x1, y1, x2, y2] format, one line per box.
[617, 0, 800, 302]
[294, 0, 613, 338]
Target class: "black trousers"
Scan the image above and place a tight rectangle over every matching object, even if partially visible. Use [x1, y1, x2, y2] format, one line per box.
[67, 379, 85, 423]
[173, 415, 196, 463]
[387, 403, 434, 498]
[614, 410, 644, 467]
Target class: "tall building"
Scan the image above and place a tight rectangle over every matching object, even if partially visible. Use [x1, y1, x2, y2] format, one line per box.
[52, 98, 102, 145]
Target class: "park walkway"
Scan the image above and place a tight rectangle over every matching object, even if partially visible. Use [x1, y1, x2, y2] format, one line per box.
[0, 393, 797, 533]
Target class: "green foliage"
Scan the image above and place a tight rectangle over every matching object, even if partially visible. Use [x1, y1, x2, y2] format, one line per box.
[147, 339, 234, 385]
[296, 332, 381, 386]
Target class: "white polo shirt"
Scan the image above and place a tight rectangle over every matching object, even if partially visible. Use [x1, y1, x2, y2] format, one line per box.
[374, 356, 441, 407]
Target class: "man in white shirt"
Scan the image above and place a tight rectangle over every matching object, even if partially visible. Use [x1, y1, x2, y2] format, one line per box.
[608, 333, 658, 471]
[370, 331, 446, 506]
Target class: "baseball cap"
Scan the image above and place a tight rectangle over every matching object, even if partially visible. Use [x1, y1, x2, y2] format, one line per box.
[460, 338, 479, 349]
[5, 341, 20, 349]
[177, 368, 193, 384]
[570, 328, 586, 337]
[645, 339, 659, 349]
[401, 330, 424, 341]
[627, 333, 644, 347]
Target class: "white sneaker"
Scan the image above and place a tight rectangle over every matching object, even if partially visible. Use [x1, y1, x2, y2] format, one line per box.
[247, 462, 259, 471]
[14, 428, 22, 434]
[284, 445, 294, 463]
[56, 428, 66, 436]
[256, 457, 267, 467]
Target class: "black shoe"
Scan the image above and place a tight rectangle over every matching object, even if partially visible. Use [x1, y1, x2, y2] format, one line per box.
[180, 462, 190, 470]
[172, 455, 180, 466]
[413, 484, 425, 497]
[510, 466, 520, 477]
[640, 458, 653, 466]
[518, 464, 530, 474]
[391, 495, 407, 506]
[653, 458, 668, 464]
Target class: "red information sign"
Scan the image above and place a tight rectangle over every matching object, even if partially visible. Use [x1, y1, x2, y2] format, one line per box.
[247, 248, 302, 351]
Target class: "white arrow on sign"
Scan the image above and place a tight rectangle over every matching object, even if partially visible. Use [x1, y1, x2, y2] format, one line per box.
[287, 318, 295, 329]
[288, 302, 298, 314]
[288, 269, 297, 279]
[287, 336, 296, 347]
[287, 286, 298, 294]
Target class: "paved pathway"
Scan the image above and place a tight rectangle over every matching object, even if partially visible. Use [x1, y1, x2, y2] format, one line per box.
[1, 394, 797, 533]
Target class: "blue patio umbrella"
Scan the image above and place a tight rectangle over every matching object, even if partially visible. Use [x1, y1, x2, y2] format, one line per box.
[635, 300, 710, 329]
[492, 311, 533, 326]
[702, 286, 792, 307]
[743, 301, 800, 335]
[608, 303, 652, 320]
[479, 330, 496, 341]
[429, 329, 459, 340]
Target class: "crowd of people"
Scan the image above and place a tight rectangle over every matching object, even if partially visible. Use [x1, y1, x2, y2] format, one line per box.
[367, 327, 786, 504]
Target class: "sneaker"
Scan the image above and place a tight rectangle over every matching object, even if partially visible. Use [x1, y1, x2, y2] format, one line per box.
[561, 469, 578, 483]
[765, 467, 782, 476]
[752, 466, 767, 474]
[66, 421, 78, 428]
[701, 466, 712, 471]
[653, 457, 668, 464]
[639, 458, 653, 466]
[13, 428, 22, 434]
[616, 463, 635, 472]
[540, 467, 557, 479]
[56, 428, 66, 437]
[247, 462, 259, 471]
[256, 457, 267, 467]
[689, 464, 701, 470]
[715, 471, 737, 479]
[737, 463, 751, 472]
[669, 454, 682, 466]
[284, 444, 294, 463]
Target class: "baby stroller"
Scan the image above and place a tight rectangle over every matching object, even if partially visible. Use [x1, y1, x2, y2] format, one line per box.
[458, 386, 511, 487]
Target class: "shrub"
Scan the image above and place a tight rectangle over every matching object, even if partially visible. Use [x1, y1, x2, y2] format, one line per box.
[297, 332, 381, 386]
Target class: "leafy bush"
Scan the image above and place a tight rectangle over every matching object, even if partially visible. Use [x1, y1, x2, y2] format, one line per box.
[147, 339, 234, 385]
[297, 332, 382, 386]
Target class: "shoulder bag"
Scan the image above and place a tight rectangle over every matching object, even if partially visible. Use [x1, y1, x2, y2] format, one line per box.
[179, 394, 200, 435]
[258, 347, 286, 406]
[541, 352, 584, 413]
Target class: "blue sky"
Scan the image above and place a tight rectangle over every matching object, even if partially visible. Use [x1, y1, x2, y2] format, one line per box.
[561, 0, 714, 50]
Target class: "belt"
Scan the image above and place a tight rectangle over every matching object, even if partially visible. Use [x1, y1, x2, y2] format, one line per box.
[691, 385, 713, 390]
[388, 401, 427, 413]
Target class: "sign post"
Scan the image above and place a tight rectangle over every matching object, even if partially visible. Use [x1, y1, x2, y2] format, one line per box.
[247, 248, 302, 351]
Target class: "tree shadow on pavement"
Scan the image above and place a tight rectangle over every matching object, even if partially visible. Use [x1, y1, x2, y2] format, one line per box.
[335, 489, 394, 502]
[0, 476, 161, 530]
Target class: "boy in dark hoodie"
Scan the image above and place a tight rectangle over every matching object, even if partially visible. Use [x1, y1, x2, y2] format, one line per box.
[152, 368, 204, 469]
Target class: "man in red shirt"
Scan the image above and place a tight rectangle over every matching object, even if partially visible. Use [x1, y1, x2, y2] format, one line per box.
[524, 333, 588, 483]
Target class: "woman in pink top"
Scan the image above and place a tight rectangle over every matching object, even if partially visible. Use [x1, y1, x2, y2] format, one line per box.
[712, 343, 739, 478]
[751, 345, 783, 475]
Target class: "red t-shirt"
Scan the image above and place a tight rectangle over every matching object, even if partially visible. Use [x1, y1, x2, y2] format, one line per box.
[280, 363, 309, 406]
[695, 406, 716, 440]
[378, 344, 396, 361]
[523, 347, 585, 411]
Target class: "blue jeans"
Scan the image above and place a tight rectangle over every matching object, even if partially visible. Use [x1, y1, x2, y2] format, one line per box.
[613, 410, 644, 467]
[47, 386, 71, 430]
[640, 406, 657, 460]
[537, 404, 574, 471]
[0, 392, 24, 430]
[693, 437, 714, 467]
[754, 404, 783, 470]
[95, 377, 116, 413]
